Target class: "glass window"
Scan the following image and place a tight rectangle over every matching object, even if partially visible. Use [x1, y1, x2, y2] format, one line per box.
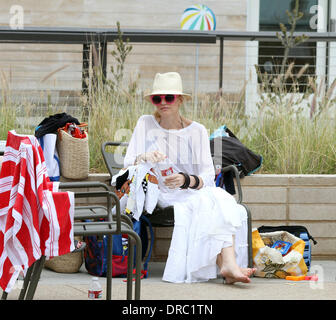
[259, 0, 318, 31]
[258, 0, 318, 92]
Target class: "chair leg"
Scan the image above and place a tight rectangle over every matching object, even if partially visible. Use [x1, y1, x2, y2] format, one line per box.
[106, 235, 113, 300]
[126, 237, 135, 300]
[104, 233, 138, 300]
[18, 261, 36, 300]
[134, 235, 142, 300]
[1, 258, 39, 300]
[97, 233, 136, 300]
[247, 208, 253, 269]
[241, 204, 253, 269]
[124, 229, 142, 300]
[24, 256, 46, 300]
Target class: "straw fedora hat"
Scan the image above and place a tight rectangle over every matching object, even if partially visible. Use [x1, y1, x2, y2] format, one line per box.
[144, 72, 191, 101]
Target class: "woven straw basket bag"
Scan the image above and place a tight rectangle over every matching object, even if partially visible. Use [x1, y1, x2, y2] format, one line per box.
[44, 236, 84, 273]
[44, 251, 83, 273]
[57, 124, 89, 179]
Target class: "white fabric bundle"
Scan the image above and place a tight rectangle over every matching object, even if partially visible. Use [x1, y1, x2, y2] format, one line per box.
[111, 163, 159, 221]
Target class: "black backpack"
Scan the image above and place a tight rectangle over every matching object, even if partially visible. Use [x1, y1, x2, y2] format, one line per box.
[210, 127, 263, 177]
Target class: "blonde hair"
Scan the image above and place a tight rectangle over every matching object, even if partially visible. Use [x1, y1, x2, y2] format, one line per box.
[153, 110, 160, 121]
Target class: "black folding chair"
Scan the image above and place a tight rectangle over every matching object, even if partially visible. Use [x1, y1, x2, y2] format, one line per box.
[101, 141, 253, 269]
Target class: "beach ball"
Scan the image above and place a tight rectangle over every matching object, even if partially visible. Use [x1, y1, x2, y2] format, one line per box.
[180, 4, 216, 31]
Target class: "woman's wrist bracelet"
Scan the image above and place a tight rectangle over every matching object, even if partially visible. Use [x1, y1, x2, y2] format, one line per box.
[178, 172, 190, 189]
[189, 175, 200, 189]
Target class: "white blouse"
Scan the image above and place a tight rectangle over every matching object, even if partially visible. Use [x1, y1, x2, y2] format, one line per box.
[123, 116, 248, 283]
[124, 115, 215, 188]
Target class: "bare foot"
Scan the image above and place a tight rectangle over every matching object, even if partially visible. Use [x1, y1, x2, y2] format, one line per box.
[216, 242, 256, 285]
[240, 267, 257, 278]
[220, 265, 252, 284]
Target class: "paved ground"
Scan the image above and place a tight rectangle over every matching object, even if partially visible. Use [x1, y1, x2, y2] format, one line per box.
[2, 259, 336, 300]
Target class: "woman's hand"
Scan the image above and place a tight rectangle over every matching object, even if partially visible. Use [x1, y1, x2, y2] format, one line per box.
[135, 150, 166, 164]
[164, 173, 203, 190]
[164, 173, 185, 189]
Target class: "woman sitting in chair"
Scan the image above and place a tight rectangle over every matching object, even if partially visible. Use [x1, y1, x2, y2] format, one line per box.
[124, 72, 256, 284]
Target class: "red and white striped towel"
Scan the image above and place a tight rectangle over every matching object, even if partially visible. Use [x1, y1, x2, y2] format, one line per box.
[0, 130, 74, 293]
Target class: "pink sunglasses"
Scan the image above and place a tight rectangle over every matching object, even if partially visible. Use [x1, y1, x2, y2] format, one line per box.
[150, 94, 178, 106]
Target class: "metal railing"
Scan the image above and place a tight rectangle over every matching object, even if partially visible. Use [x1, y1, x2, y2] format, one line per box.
[0, 26, 335, 111]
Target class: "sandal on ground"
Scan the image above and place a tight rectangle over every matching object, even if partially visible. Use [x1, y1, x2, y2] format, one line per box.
[72, 240, 86, 253]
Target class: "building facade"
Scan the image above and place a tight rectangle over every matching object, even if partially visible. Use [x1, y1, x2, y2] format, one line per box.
[0, 0, 335, 113]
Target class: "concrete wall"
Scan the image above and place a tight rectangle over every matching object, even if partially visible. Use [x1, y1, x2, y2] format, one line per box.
[63, 173, 336, 261]
[0, 0, 247, 103]
[1, 152, 334, 260]
[242, 174, 336, 260]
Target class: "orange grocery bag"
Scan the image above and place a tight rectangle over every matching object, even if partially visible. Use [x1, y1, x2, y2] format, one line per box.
[252, 229, 308, 279]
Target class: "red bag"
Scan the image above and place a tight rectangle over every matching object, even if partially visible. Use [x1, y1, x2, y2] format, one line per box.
[112, 255, 128, 277]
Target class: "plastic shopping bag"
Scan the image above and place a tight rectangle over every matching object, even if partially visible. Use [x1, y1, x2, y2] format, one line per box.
[252, 229, 308, 279]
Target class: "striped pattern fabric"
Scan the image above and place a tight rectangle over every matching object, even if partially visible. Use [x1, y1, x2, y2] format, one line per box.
[0, 130, 74, 293]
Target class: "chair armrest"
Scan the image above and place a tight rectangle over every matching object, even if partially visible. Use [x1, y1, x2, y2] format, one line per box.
[102, 141, 129, 148]
[74, 206, 109, 220]
[74, 205, 133, 228]
[59, 181, 109, 191]
[60, 182, 131, 228]
[115, 213, 133, 228]
[101, 141, 129, 177]
[70, 190, 122, 233]
[220, 165, 243, 204]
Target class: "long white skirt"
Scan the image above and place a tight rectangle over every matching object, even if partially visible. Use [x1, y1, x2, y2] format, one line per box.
[158, 186, 248, 283]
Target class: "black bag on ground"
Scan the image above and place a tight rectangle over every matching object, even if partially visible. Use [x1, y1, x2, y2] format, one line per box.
[210, 127, 263, 177]
[257, 225, 317, 271]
